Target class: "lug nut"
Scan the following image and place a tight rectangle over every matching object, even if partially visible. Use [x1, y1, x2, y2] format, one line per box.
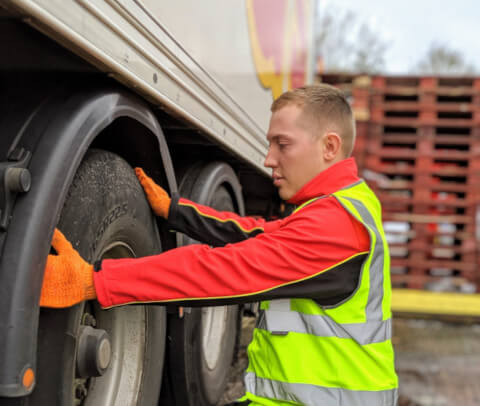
[75, 384, 88, 401]
[76, 326, 112, 378]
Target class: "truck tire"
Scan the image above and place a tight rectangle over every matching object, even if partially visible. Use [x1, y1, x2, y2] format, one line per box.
[164, 162, 242, 406]
[18, 149, 166, 405]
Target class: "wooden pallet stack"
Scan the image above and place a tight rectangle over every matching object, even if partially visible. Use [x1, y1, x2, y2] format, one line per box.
[320, 74, 480, 292]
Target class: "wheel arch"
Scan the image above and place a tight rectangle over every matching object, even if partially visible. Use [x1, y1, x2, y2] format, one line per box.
[0, 84, 176, 398]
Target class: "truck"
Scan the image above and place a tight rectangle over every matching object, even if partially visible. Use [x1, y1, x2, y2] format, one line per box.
[0, 1, 316, 405]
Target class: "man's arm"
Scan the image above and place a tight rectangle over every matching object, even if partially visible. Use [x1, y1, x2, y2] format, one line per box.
[94, 198, 370, 309]
[40, 197, 370, 309]
[167, 194, 282, 247]
[136, 168, 282, 246]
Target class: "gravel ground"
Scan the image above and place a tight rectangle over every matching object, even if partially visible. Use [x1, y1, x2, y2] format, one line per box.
[394, 317, 480, 406]
[218, 316, 480, 406]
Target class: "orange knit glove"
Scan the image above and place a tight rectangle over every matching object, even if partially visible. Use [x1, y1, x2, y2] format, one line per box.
[135, 168, 171, 219]
[40, 228, 96, 308]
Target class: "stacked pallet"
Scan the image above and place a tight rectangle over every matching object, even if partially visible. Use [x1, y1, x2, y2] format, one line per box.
[320, 74, 480, 292]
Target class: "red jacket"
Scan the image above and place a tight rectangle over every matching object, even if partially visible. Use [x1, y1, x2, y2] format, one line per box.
[94, 158, 370, 308]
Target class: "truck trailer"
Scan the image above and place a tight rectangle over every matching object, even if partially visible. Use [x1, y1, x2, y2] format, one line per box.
[0, 1, 315, 405]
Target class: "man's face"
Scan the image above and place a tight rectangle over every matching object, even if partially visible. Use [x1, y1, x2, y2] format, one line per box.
[264, 104, 326, 200]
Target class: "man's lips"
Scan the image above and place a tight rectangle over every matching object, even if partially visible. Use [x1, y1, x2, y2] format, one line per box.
[273, 175, 285, 186]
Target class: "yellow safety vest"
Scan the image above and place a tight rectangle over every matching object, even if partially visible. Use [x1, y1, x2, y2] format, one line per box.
[242, 180, 398, 406]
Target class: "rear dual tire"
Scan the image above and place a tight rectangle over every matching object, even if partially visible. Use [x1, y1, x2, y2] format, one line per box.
[163, 162, 243, 406]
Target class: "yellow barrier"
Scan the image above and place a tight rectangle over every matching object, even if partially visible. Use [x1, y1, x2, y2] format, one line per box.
[392, 289, 480, 316]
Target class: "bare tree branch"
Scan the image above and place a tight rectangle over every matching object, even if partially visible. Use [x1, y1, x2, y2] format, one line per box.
[315, 5, 387, 74]
[411, 42, 477, 75]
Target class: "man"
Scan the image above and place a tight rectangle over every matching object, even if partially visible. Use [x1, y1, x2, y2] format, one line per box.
[41, 84, 398, 405]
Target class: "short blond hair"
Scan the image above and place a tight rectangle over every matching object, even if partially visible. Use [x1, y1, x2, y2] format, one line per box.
[271, 84, 356, 157]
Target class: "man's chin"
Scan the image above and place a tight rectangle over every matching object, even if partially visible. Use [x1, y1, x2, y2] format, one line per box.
[278, 188, 294, 201]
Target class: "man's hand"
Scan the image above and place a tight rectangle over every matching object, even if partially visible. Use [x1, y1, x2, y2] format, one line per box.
[40, 229, 96, 308]
[135, 168, 171, 219]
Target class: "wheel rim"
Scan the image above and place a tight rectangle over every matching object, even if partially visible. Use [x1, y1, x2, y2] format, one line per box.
[201, 306, 229, 371]
[76, 242, 147, 406]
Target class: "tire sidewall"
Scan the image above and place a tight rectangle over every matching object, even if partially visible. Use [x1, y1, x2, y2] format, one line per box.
[178, 163, 242, 406]
[33, 149, 165, 406]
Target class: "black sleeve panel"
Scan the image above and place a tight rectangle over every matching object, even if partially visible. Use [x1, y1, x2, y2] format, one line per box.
[167, 194, 264, 247]
[144, 252, 366, 308]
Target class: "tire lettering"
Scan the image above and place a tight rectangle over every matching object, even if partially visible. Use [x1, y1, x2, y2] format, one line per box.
[91, 203, 129, 255]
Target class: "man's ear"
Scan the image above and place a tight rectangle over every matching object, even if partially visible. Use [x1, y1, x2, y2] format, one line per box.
[323, 132, 342, 162]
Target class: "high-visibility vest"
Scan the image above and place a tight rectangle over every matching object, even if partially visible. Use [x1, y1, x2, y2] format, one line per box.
[243, 180, 398, 406]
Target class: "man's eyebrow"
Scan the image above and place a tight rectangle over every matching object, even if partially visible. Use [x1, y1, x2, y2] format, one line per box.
[266, 134, 291, 142]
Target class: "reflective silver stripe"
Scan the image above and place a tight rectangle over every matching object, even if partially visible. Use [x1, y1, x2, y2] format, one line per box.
[265, 299, 293, 335]
[245, 372, 398, 406]
[336, 179, 364, 191]
[262, 310, 391, 344]
[268, 299, 291, 311]
[337, 195, 385, 321]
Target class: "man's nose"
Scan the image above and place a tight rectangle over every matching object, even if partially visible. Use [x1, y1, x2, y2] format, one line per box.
[264, 147, 277, 168]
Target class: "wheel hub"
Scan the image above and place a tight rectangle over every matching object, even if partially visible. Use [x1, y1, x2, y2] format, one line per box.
[201, 306, 228, 370]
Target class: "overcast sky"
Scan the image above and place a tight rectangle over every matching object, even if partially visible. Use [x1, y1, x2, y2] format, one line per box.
[318, 0, 480, 74]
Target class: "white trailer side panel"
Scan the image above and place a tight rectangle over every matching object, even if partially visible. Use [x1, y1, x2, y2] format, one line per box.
[3, 0, 315, 174]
